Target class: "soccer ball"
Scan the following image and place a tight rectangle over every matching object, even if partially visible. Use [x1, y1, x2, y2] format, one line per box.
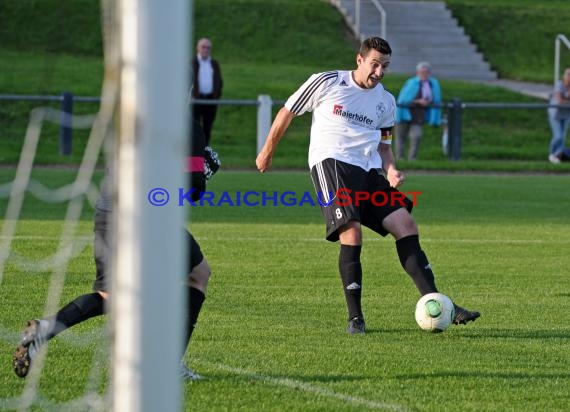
[415, 293, 455, 333]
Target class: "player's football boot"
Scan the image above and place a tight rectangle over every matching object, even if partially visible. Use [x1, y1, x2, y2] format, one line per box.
[13, 319, 49, 378]
[452, 304, 480, 325]
[346, 317, 366, 334]
[179, 362, 202, 381]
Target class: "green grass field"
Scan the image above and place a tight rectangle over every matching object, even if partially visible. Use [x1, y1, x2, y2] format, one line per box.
[1, 169, 569, 411]
[1, 0, 570, 408]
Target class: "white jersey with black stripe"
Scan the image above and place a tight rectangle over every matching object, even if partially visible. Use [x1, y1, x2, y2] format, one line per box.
[284, 70, 396, 171]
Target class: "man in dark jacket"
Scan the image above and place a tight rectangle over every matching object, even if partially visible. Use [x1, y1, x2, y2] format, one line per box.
[192, 37, 223, 145]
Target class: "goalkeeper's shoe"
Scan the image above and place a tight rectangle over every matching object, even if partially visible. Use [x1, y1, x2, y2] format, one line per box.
[453, 304, 480, 325]
[13, 319, 49, 378]
[346, 317, 366, 334]
[179, 362, 202, 381]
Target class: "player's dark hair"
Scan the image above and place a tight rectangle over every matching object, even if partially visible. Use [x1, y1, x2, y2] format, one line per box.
[359, 37, 392, 57]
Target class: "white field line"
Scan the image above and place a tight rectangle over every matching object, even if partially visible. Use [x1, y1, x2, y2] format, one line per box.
[196, 359, 411, 412]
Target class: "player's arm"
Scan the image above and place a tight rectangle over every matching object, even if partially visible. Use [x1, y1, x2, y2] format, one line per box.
[256, 107, 296, 172]
[378, 128, 405, 188]
[257, 71, 335, 172]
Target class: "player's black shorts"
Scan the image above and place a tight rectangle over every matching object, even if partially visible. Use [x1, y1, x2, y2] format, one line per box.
[310, 158, 413, 242]
[92, 209, 204, 292]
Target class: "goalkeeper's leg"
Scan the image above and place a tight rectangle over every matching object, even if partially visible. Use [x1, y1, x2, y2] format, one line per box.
[13, 209, 109, 378]
[13, 292, 107, 378]
[180, 231, 211, 381]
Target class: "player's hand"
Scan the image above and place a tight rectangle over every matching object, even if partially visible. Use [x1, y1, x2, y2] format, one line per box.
[386, 168, 405, 188]
[256, 151, 272, 173]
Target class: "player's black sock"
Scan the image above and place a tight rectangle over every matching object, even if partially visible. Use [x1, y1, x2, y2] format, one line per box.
[46, 292, 105, 339]
[339, 244, 363, 320]
[396, 235, 438, 295]
[184, 287, 206, 349]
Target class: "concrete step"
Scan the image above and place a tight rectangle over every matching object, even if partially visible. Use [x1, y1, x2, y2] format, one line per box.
[390, 60, 493, 72]
[388, 46, 485, 56]
[390, 61, 495, 72]
[387, 53, 486, 65]
[387, 24, 463, 34]
[386, 34, 472, 44]
[428, 72, 498, 81]
[388, 44, 479, 53]
[365, 37, 480, 50]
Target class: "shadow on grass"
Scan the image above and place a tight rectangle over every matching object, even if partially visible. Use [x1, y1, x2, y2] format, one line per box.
[362, 327, 570, 340]
[459, 328, 570, 340]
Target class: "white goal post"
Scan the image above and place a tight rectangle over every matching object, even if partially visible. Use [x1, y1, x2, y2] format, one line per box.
[112, 0, 190, 411]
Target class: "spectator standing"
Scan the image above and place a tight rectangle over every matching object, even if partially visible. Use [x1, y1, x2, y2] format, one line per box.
[548, 66, 570, 164]
[395, 62, 442, 160]
[192, 37, 223, 145]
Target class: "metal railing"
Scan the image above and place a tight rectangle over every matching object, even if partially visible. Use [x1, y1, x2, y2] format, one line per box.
[445, 99, 570, 160]
[190, 96, 286, 153]
[3, 93, 569, 161]
[370, 0, 387, 40]
[196, 98, 570, 161]
[331, 0, 387, 40]
[554, 34, 570, 86]
[0, 92, 100, 155]
[0, 93, 281, 155]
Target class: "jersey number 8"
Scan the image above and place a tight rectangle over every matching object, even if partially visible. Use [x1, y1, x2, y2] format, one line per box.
[335, 208, 343, 219]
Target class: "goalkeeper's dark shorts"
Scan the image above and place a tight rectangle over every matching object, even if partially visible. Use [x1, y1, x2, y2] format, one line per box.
[186, 230, 204, 271]
[310, 158, 413, 242]
[92, 209, 204, 292]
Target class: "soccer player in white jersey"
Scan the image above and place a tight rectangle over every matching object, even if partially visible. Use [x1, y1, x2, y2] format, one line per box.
[256, 37, 480, 333]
